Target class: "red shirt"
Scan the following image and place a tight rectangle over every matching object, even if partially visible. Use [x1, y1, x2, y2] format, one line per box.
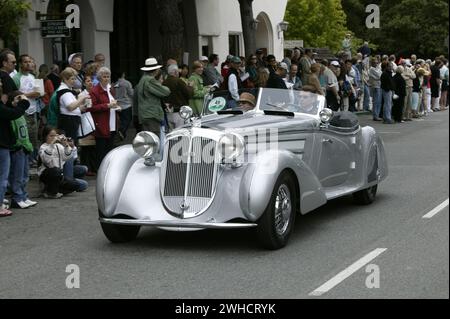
[88, 84, 116, 138]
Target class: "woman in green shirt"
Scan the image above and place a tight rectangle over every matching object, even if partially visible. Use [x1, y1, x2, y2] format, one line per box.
[188, 61, 208, 116]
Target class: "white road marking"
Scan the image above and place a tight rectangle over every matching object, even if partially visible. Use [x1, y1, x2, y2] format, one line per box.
[377, 132, 401, 134]
[309, 248, 387, 297]
[423, 199, 449, 219]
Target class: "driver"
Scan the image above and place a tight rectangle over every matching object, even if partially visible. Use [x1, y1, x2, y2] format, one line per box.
[238, 92, 256, 112]
[296, 91, 319, 114]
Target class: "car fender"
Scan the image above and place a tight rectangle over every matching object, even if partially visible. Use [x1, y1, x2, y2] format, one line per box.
[240, 149, 327, 221]
[360, 127, 388, 187]
[96, 145, 141, 216]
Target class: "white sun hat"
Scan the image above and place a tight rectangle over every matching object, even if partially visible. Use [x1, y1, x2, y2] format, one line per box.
[141, 57, 162, 71]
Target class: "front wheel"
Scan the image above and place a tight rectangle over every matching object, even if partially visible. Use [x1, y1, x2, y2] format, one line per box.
[100, 222, 141, 243]
[257, 173, 297, 250]
[353, 185, 378, 205]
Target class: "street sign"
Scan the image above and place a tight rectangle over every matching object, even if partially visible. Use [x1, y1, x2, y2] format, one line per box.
[284, 40, 304, 49]
[41, 20, 70, 38]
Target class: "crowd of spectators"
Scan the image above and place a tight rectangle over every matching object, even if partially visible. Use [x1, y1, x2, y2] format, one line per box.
[1, 44, 448, 217]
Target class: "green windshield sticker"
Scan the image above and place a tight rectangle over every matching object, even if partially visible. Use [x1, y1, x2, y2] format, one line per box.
[208, 97, 227, 112]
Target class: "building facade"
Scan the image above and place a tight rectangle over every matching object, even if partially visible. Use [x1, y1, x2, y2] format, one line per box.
[15, 0, 287, 83]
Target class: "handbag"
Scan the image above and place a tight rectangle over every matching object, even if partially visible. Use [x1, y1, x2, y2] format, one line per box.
[78, 112, 95, 138]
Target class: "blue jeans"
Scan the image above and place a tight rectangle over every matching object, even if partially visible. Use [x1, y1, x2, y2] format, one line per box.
[382, 90, 393, 121]
[73, 165, 88, 192]
[63, 159, 88, 192]
[363, 84, 371, 111]
[371, 87, 382, 119]
[0, 148, 11, 205]
[64, 157, 75, 179]
[8, 149, 29, 203]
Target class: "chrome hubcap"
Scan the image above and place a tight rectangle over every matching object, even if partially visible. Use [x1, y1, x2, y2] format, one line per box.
[274, 184, 292, 236]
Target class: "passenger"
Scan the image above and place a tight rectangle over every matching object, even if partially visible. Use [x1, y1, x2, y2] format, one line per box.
[238, 92, 256, 112]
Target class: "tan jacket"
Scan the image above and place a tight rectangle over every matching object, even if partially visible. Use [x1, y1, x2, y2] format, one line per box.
[402, 67, 416, 88]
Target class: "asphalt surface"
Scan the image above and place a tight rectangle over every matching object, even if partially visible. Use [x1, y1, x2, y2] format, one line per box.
[0, 111, 448, 299]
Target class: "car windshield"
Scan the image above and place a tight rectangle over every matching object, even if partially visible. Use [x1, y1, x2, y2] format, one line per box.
[259, 88, 324, 116]
[202, 88, 324, 117]
[202, 88, 260, 116]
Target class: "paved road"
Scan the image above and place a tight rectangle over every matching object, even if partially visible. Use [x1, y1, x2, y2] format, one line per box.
[0, 111, 448, 299]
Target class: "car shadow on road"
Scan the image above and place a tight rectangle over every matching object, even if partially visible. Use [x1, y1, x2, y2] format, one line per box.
[98, 193, 392, 253]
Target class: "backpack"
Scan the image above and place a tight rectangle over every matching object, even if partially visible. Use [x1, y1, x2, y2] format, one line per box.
[47, 89, 74, 127]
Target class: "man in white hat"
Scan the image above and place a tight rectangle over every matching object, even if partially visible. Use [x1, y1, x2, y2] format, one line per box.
[327, 61, 342, 111]
[68, 53, 84, 91]
[134, 57, 171, 138]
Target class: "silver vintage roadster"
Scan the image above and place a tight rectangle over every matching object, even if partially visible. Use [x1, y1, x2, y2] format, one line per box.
[97, 88, 388, 249]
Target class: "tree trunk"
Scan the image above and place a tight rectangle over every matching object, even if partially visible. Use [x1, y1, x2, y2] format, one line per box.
[154, 0, 185, 64]
[238, 0, 256, 58]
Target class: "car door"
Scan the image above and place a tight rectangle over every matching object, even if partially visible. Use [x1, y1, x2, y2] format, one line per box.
[316, 131, 354, 188]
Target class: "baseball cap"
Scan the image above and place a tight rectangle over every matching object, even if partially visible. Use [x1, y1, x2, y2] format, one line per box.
[200, 56, 208, 62]
[278, 62, 288, 71]
[231, 56, 242, 64]
[330, 61, 340, 67]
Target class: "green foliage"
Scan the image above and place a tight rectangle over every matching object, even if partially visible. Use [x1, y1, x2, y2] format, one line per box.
[0, 0, 31, 43]
[342, 0, 449, 57]
[284, 0, 352, 52]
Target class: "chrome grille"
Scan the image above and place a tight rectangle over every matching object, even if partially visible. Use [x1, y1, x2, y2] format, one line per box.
[162, 134, 218, 217]
[163, 136, 189, 197]
[187, 137, 216, 198]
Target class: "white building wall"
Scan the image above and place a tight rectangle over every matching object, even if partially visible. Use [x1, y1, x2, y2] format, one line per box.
[196, 0, 287, 62]
[253, 0, 288, 60]
[77, 0, 113, 67]
[17, 0, 113, 67]
[18, 0, 46, 65]
[18, 0, 287, 68]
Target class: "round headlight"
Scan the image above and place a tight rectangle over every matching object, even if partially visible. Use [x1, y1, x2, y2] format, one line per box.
[180, 106, 194, 120]
[219, 133, 245, 161]
[319, 108, 334, 124]
[132, 132, 160, 158]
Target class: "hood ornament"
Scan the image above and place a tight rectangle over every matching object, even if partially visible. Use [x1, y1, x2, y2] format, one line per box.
[192, 117, 202, 128]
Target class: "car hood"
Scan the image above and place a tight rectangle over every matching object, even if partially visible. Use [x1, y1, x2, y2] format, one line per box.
[199, 113, 319, 132]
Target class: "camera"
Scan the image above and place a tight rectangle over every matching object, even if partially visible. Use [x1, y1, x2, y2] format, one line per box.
[55, 135, 67, 144]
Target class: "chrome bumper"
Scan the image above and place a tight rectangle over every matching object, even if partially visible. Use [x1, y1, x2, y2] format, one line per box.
[99, 218, 258, 229]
